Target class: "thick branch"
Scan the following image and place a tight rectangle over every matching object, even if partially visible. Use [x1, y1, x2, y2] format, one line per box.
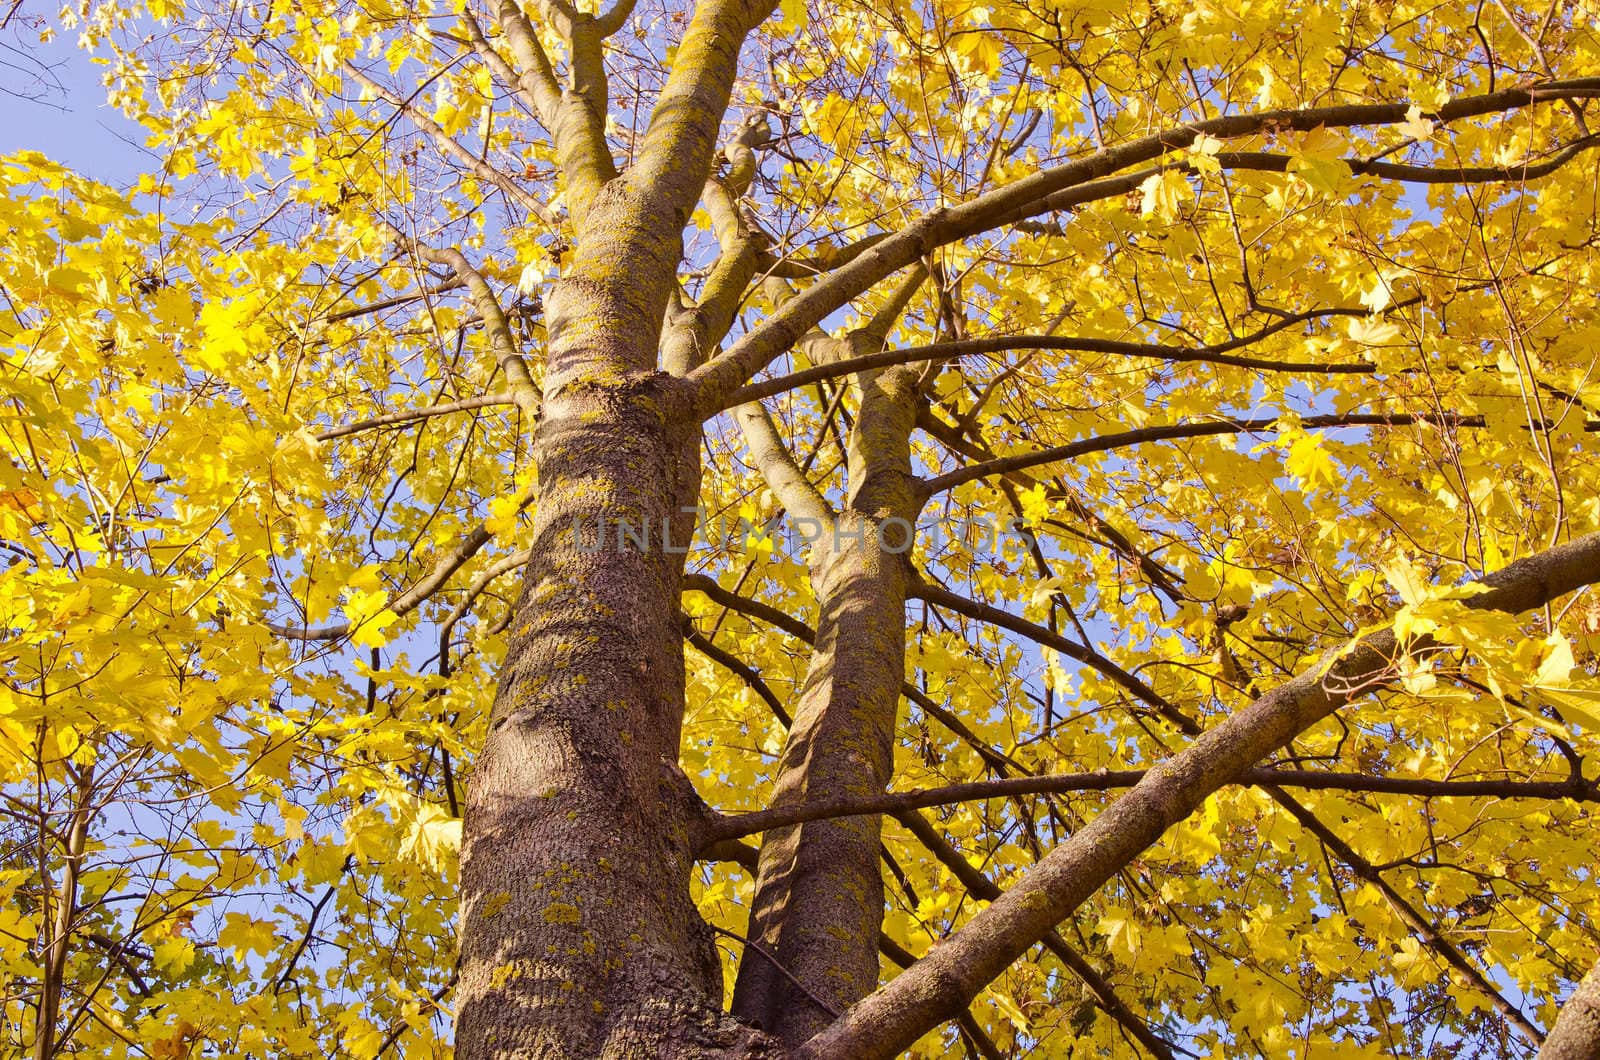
[629, 0, 777, 231]
[734, 402, 837, 528]
[687, 78, 1600, 413]
[880, 943, 1006, 1060]
[704, 766, 1597, 843]
[919, 411, 1600, 499]
[491, 0, 614, 223]
[992, 133, 1600, 240]
[667, 137, 771, 372]
[593, 0, 637, 35]
[794, 531, 1600, 1060]
[458, 11, 550, 126]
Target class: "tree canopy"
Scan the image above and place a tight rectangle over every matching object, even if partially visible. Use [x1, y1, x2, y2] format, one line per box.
[6, 0, 1600, 1056]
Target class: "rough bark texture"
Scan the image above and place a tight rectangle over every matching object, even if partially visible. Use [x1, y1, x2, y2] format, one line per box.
[454, 358, 736, 1056]
[1544, 960, 1600, 1060]
[731, 355, 923, 1045]
[454, 1, 778, 1053]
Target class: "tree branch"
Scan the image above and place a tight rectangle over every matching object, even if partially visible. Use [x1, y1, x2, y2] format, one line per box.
[315, 394, 517, 441]
[721, 305, 1393, 410]
[592, 0, 638, 35]
[918, 411, 1600, 499]
[1266, 787, 1544, 1043]
[687, 78, 1600, 414]
[438, 549, 532, 651]
[684, 614, 792, 727]
[916, 409, 1185, 599]
[878, 927, 1006, 1060]
[664, 119, 776, 374]
[342, 60, 558, 227]
[457, 10, 550, 127]
[793, 531, 1600, 1060]
[320, 278, 465, 323]
[1217, 133, 1600, 184]
[268, 487, 532, 641]
[704, 766, 1597, 843]
[733, 402, 837, 529]
[490, 0, 618, 224]
[402, 243, 542, 417]
[912, 577, 1200, 734]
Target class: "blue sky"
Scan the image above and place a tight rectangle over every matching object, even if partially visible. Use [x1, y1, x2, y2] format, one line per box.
[1, 21, 150, 180]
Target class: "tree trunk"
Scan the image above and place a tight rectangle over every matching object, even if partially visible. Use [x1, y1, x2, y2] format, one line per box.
[455, 195, 764, 1059]
[1543, 960, 1600, 1060]
[732, 360, 923, 1045]
[454, 360, 745, 1055]
[451, 0, 780, 1049]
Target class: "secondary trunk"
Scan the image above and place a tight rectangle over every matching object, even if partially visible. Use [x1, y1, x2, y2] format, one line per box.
[732, 362, 923, 1045]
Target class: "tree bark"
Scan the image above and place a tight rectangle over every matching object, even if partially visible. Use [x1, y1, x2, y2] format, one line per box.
[454, 1, 777, 1052]
[1544, 960, 1600, 1060]
[731, 354, 923, 1045]
[454, 363, 740, 1057]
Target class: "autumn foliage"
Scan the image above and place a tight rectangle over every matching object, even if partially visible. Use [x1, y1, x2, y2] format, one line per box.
[6, 0, 1600, 1057]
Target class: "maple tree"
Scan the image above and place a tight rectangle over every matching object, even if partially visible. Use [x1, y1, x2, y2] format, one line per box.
[7, 0, 1600, 1056]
